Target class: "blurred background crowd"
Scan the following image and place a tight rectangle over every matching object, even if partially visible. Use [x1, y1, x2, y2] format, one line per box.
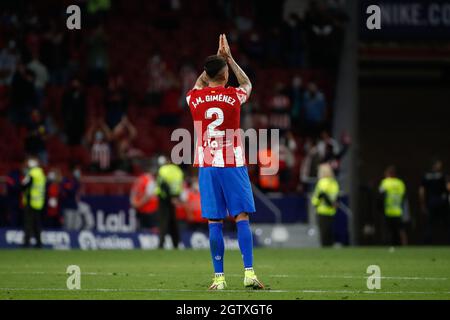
[0, 0, 449, 247]
[0, 0, 349, 183]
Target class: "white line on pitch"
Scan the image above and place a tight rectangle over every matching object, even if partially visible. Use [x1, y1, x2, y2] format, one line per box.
[0, 272, 157, 276]
[317, 275, 448, 281]
[0, 271, 448, 281]
[1, 287, 450, 295]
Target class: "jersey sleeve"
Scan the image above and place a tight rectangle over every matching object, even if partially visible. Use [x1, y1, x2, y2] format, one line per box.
[234, 87, 249, 105]
[186, 89, 196, 106]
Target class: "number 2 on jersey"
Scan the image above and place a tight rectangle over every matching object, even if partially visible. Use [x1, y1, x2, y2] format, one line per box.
[205, 107, 225, 138]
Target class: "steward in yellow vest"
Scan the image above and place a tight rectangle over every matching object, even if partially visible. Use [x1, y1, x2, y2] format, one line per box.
[21, 158, 46, 248]
[379, 166, 407, 246]
[155, 156, 184, 249]
[311, 163, 340, 246]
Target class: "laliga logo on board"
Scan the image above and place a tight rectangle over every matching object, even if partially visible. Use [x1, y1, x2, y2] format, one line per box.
[79, 201, 137, 233]
[96, 209, 136, 233]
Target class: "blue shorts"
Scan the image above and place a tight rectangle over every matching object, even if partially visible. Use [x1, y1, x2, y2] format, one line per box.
[199, 166, 256, 220]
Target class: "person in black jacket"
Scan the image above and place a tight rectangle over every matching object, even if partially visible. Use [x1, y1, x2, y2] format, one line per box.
[419, 159, 450, 245]
[61, 77, 86, 146]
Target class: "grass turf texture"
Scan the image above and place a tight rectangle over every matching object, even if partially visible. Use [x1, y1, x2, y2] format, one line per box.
[0, 247, 449, 300]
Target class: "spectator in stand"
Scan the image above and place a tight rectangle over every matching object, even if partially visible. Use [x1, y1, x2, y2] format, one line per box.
[41, 19, 69, 85]
[300, 138, 321, 191]
[87, 24, 109, 86]
[112, 116, 137, 142]
[304, 0, 333, 68]
[268, 83, 291, 132]
[61, 77, 86, 146]
[27, 52, 49, 106]
[130, 168, 159, 232]
[10, 62, 37, 126]
[85, 119, 112, 172]
[303, 82, 326, 137]
[0, 40, 19, 86]
[304, 0, 346, 71]
[145, 54, 171, 107]
[112, 116, 143, 173]
[61, 165, 82, 231]
[289, 75, 306, 132]
[317, 130, 351, 176]
[24, 109, 48, 165]
[105, 74, 129, 130]
[419, 159, 450, 245]
[44, 169, 62, 228]
[283, 13, 306, 67]
[317, 131, 338, 158]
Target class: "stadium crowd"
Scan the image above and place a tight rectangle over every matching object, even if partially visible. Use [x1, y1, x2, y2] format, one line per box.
[1, 0, 447, 246]
[0, 0, 348, 188]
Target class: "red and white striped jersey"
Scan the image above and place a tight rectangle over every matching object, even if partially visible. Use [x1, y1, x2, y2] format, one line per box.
[186, 85, 248, 167]
[91, 142, 110, 170]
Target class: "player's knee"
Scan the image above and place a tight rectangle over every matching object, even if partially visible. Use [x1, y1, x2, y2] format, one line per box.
[208, 219, 223, 224]
[235, 212, 249, 222]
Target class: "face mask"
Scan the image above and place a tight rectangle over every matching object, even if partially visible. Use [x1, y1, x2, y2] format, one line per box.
[292, 78, 302, 88]
[73, 170, 81, 179]
[48, 172, 56, 181]
[95, 131, 104, 141]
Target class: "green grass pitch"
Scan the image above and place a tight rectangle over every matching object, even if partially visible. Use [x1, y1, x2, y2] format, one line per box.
[0, 247, 449, 300]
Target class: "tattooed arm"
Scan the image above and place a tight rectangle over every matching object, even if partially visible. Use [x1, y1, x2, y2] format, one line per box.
[193, 71, 209, 90]
[219, 34, 252, 97]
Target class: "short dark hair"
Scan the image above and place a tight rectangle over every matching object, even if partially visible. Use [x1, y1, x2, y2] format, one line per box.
[385, 165, 397, 177]
[204, 55, 227, 80]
